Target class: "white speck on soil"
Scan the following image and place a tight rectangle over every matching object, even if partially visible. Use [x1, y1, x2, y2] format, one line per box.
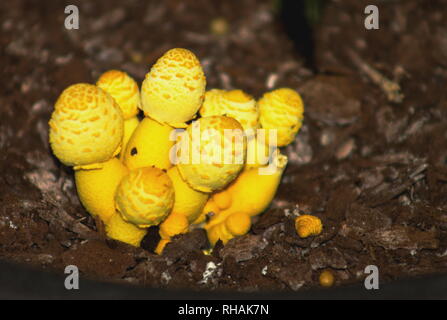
[8, 219, 18, 230]
[199, 261, 219, 285]
[161, 271, 171, 285]
[437, 249, 447, 257]
[261, 265, 268, 276]
[284, 206, 300, 218]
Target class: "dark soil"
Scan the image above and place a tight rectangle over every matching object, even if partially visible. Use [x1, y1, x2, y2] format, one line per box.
[1, 0, 447, 292]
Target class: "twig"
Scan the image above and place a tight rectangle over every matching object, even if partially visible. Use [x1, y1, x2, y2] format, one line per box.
[347, 49, 404, 103]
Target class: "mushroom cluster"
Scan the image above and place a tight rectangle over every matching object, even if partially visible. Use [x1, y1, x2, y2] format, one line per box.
[48, 48, 308, 253]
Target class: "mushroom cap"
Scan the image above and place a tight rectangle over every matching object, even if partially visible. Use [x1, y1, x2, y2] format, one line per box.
[141, 48, 206, 127]
[200, 89, 259, 131]
[105, 211, 147, 247]
[96, 70, 141, 120]
[258, 88, 304, 147]
[49, 83, 124, 167]
[177, 116, 246, 193]
[115, 167, 175, 228]
[295, 214, 323, 238]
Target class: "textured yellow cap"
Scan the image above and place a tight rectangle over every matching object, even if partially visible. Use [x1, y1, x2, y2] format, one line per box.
[200, 89, 259, 131]
[141, 48, 206, 127]
[49, 83, 124, 168]
[115, 167, 175, 228]
[258, 88, 304, 147]
[177, 116, 246, 193]
[295, 214, 323, 238]
[96, 70, 141, 120]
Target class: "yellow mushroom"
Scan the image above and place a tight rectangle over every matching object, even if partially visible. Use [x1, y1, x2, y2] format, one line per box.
[48, 83, 124, 169]
[177, 116, 246, 193]
[115, 167, 175, 228]
[123, 117, 175, 171]
[258, 88, 304, 147]
[295, 214, 323, 238]
[141, 48, 206, 128]
[155, 166, 209, 253]
[319, 270, 335, 288]
[96, 70, 141, 156]
[203, 151, 288, 245]
[105, 211, 147, 247]
[75, 157, 128, 223]
[200, 89, 259, 131]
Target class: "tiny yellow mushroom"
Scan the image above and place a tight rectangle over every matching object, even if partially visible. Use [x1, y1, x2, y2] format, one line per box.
[200, 89, 259, 131]
[155, 166, 209, 254]
[75, 157, 128, 223]
[123, 117, 175, 171]
[258, 88, 304, 147]
[210, 17, 229, 36]
[96, 70, 141, 156]
[141, 48, 206, 128]
[49, 83, 124, 169]
[319, 270, 335, 288]
[105, 211, 147, 247]
[115, 167, 175, 228]
[295, 214, 323, 238]
[177, 115, 247, 193]
[204, 151, 288, 245]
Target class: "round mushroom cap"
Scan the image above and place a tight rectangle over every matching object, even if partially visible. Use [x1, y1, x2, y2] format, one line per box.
[49, 83, 124, 168]
[115, 167, 175, 228]
[96, 70, 141, 120]
[200, 89, 259, 131]
[258, 88, 304, 147]
[177, 116, 246, 193]
[141, 48, 206, 127]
